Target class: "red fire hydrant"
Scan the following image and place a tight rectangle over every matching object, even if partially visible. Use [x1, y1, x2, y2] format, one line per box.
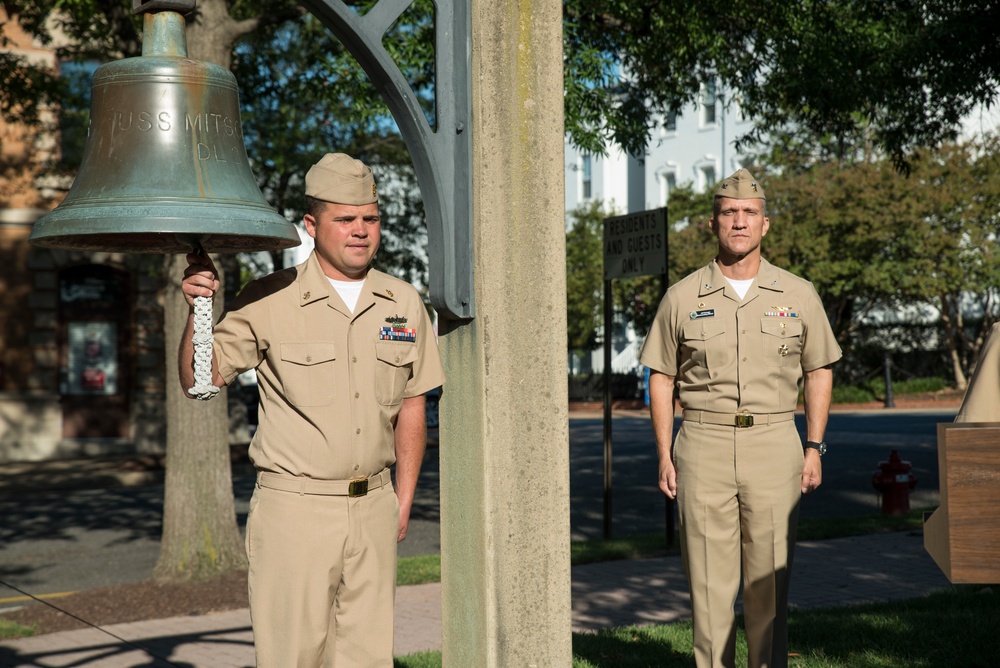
[872, 450, 917, 515]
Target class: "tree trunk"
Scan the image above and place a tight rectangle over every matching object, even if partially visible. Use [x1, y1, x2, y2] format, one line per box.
[153, 5, 256, 581]
[154, 254, 245, 581]
[940, 293, 969, 392]
[187, 0, 260, 69]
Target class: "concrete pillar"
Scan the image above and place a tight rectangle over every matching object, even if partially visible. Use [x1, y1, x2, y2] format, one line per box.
[438, 0, 570, 666]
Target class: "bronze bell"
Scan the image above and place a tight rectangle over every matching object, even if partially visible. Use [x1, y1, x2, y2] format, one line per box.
[29, 3, 300, 254]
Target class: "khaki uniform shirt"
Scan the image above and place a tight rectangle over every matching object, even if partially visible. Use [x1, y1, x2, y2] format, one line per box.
[640, 258, 841, 413]
[213, 251, 445, 479]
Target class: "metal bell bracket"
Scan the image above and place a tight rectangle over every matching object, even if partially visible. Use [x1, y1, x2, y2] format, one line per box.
[188, 244, 220, 401]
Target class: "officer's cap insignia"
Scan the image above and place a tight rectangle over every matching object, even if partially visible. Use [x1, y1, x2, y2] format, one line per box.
[714, 168, 766, 199]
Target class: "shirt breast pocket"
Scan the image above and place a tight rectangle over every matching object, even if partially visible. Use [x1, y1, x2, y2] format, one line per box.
[374, 340, 419, 406]
[681, 318, 728, 370]
[278, 342, 337, 407]
[761, 319, 803, 367]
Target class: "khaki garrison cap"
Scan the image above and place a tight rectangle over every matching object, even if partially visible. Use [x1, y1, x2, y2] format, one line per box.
[305, 153, 379, 204]
[714, 168, 765, 200]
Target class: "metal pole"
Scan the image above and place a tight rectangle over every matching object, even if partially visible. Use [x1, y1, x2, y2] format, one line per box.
[884, 351, 895, 408]
[603, 278, 613, 540]
[720, 86, 726, 174]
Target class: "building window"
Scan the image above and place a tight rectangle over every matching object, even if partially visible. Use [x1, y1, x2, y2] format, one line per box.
[58, 61, 100, 170]
[664, 111, 677, 133]
[581, 154, 592, 199]
[699, 164, 717, 191]
[701, 78, 717, 127]
[659, 170, 676, 206]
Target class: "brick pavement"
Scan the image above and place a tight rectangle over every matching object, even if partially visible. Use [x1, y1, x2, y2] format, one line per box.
[0, 530, 952, 667]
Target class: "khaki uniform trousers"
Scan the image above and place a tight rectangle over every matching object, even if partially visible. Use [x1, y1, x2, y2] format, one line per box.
[675, 419, 803, 668]
[246, 474, 399, 668]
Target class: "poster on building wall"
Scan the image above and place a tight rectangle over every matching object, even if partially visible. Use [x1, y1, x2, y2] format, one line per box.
[67, 321, 118, 395]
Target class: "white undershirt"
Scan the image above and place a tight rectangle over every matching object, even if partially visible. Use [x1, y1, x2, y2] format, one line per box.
[328, 277, 366, 312]
[724, 276, 755, 300]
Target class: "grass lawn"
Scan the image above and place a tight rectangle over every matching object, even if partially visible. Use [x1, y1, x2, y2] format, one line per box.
[397, 510, 928, 583]
[0, 510, 945, 648]
[395, 586, 998, 667]
[393, 510, 970, 667]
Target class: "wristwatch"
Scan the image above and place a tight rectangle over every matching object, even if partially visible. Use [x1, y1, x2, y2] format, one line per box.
[804, 440, 827, 456]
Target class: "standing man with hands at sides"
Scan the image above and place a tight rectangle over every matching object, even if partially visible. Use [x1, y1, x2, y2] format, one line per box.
[180, 153, 445, 668]
[640, 169, 841, 668]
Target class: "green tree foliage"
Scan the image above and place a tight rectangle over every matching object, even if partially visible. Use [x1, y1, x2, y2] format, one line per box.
[10, 1, 998, 175]
[0, 0, 138, 152]
[232, 6, 433, 280]
[659, 184, 716, 286]
[566, 185, 717, 349]
[611, 185, 715, 339]
[762, 136, 1000, 388]
[571, 142, 1000, 391]
[0, 0, 435, 583]
[564, 0, 999, 169]
[565, 202, 604, 351]
[1, 0, 432, 281]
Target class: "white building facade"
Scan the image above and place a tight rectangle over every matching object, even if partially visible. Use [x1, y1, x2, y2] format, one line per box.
[565, 81, 754, 380]
[565, 87, 1000, 382]
[566, 82, 755, 217]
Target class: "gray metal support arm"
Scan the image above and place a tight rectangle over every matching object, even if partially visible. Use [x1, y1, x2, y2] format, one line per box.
[303, 0, 474, 320]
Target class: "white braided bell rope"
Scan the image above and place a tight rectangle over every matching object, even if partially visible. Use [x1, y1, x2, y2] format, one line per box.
[188, 295, 220, 401]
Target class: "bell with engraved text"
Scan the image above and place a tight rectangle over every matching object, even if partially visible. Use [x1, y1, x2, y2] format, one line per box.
[29, 5, 300, 254]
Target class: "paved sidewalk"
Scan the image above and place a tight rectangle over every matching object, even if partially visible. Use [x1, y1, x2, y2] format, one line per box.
[0, 530, 951, 667]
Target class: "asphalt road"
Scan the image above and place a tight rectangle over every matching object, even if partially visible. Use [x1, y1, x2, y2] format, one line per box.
[0, 408, 955, 613]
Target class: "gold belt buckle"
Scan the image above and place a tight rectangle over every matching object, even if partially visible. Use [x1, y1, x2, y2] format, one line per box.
[348, 479, 369, 497]
[735, 411, 754, 428]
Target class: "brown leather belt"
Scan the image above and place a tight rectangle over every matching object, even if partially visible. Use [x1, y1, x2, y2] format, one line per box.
[257, 468, 392, 497]
[683, 410, 795, 428]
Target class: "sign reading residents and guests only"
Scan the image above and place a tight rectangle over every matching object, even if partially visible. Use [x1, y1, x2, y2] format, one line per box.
[603, 208, 667, 280]
[599, 206, 669, 541]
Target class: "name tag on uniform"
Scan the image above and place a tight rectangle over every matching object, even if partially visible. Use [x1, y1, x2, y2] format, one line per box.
[690, 309, 715, 320]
